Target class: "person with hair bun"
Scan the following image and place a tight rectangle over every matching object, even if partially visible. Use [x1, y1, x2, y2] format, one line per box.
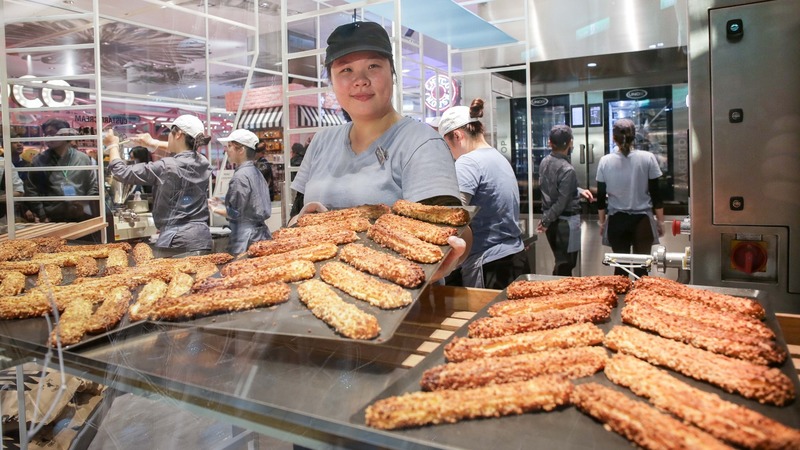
[438, 98, 528, 289]
[595, 118, 665, 278]
[105, 114, 213, 251]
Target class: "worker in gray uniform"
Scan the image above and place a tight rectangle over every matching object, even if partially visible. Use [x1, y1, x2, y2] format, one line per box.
[105, 115, 213, 251]
[209, 129, 272, 254]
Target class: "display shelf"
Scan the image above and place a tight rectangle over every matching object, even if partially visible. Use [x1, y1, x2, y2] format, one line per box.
[259, 129, 283, 152]
[0, 216, 106, 242]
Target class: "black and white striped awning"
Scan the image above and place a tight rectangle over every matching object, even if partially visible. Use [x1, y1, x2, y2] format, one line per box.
[298, 105, 346, 128]
[235, 107, 283, 130]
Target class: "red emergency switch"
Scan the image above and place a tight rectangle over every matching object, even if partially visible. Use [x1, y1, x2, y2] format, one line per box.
[731, 241, 767, 274]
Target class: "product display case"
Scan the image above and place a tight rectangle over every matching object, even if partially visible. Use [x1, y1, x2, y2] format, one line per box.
[1, 275, 797, 449]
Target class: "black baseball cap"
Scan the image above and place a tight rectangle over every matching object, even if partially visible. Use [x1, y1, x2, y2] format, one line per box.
[325, 21, 393, 66]
[549, 124, 573, 148]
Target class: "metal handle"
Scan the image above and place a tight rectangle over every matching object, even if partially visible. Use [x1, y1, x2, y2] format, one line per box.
[588, 143, 595, 164]
[580, 144, 586, 164]
[603, 245, 692, 278]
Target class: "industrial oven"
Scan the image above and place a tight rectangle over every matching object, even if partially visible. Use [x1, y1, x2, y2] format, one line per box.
[688, 0, 800, 312]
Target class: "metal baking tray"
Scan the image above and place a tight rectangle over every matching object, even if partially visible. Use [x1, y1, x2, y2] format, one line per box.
[0, 245, 215, 350]
[351, 275, 800, 449]
[0, 261, 151, 351]
[161, 206, 477, 344]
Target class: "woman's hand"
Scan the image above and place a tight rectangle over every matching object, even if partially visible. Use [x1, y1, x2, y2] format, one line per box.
[102, 130, 120, 147]
[130, 133, 158, 150]
[287, 201, 327, 227]
[208, 198, 226, 216]
[431, 235, 467, 283]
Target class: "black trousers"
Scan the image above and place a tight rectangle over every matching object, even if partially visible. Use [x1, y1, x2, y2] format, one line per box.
[445, 249, 530, 290]
[545, 218, 578, 276]
[607, 213, 654, 278]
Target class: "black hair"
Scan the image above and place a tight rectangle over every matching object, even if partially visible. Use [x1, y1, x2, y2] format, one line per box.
[612, 118, 636, 155]
[227, 140, 258, 160]
[172, 125, 211, 151]
[131, 146, 151, 163]
[291, 142, 306, 156]
[41, 118, 71, 133]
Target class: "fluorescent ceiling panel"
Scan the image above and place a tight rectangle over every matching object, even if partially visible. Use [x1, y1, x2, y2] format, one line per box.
[345, 0, 517, 49]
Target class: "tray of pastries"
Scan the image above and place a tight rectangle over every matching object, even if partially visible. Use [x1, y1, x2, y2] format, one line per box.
[177, 200, 474, 344]
[0, 200, 473, 349]
[355, 275, 800, 450]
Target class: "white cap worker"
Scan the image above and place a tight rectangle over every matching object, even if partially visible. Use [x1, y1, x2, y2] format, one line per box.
[438, 99, 528, 289]
[104, 115, 213, 251]
[210, 129, 272, 254]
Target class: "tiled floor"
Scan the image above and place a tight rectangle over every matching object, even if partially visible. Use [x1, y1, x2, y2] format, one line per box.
[532, 216, 690, 280]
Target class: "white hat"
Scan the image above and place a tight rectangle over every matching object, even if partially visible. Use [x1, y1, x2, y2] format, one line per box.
[163, 115, 205, 139]
[438, 106, 479, 137]
[218, 129, 259, 149]
[425, 116, 441, 128]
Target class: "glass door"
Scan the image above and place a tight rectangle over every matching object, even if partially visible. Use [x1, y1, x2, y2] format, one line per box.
[603, 86, 675, 202]
[510, 94, 570, 214]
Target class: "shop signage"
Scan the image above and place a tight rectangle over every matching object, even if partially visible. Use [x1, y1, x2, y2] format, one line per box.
[424, 75, 458, 112]
[531, 97, 549, 107]
[6, 75, 75, 108]
[626, 89, 648, 100]
[74, 114, 140, 125]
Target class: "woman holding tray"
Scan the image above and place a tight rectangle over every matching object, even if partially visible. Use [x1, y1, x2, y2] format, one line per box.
[289, 21, 470, 281]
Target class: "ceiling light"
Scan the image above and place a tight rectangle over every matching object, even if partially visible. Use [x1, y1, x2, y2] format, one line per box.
[587, 62, 597, 68]
[187, 84, 197, 89]
[194, 96, 203, 100]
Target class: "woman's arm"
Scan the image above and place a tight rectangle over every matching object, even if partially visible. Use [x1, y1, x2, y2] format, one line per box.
[649, 178, 665, 236]
[596, 181, 608, 236]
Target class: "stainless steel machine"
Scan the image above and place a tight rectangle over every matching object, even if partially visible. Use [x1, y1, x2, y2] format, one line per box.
[688, 0, 800, 312]
[109, 178, 157, 241]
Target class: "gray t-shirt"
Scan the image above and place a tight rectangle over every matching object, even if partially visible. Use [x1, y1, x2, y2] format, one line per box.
[455, 147, 523, 263]
[596, 149, 662, 215]
[291, 117, 460, 208]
